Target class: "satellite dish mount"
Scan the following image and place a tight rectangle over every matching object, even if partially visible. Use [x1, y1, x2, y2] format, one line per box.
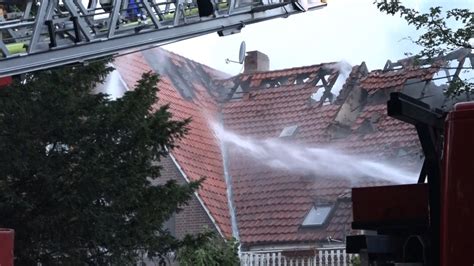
[225, 41, 246, 64]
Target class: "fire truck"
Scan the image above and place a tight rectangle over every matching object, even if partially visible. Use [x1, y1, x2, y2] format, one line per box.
[347, 92, 474, 266]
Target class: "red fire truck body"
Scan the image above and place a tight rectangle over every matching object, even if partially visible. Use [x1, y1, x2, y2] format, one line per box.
[348, 93, 474, 266]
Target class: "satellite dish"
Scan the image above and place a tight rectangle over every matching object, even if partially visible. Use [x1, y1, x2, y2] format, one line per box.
[238, 41, 246, 64]
[225, 41, 247, 65]
[294, 0, 325, 11]
[294, 0, 308, 11]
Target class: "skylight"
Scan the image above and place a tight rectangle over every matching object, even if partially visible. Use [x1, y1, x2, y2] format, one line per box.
[302, 206, 332, 226]
[279, 125, 298, 138]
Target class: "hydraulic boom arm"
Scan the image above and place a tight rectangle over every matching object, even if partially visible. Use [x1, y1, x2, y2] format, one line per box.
[0, 0, 325, 77]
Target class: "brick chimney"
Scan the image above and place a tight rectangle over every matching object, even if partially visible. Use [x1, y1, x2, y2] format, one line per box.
[244, 51, 270, 73]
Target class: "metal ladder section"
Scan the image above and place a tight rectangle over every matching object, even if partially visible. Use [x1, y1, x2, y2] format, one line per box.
[0, 0, 326, 77]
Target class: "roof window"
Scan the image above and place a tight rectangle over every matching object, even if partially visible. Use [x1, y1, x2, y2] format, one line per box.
[279, 125, 298, 138]
[302, 206, 332, 226]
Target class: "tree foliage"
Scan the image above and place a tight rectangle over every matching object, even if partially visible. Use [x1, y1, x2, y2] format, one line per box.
[178, 232, 239, 266]
[0, 62, 200, 265]
[376, 0, 473, 96]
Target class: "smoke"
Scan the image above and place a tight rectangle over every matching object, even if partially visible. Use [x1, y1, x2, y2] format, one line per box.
[211, 121, 419, 185]
[324, 61, 353, 96]
[312, 61, 352, 101]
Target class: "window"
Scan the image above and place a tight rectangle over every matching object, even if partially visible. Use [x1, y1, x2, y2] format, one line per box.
[279, 125, 298, 138]
[302, 206, 332, 226]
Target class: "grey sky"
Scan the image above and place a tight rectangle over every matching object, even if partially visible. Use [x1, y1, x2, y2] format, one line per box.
[164, 0, 473, 75]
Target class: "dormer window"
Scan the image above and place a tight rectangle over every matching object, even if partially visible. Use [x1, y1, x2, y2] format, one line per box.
[302, 205, 332, 226]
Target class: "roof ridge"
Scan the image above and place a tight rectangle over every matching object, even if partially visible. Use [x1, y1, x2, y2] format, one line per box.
[214, 61, 341, 82]
[252, 62, 340, 74]
[160, 47, 230, 78]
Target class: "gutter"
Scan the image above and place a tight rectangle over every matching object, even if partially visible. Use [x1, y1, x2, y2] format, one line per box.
[167, 150, 225, 238]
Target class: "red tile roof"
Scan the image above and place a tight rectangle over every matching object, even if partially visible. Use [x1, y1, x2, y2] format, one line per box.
[220, 64, 424, 245]
[222, 83, 340, 141]
[229, 155, 354, 244]
[114, 51, 233, 238]
[338, 104, 419, 156]
[360, 66, 438, 94]
[238, 64, 338, 89]
[114, 48, 434, 247]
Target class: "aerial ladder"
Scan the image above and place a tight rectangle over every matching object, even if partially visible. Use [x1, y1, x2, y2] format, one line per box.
[0, 0, 326, 78]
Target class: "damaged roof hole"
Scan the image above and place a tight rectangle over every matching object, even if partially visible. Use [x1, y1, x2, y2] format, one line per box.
[263, 80, 282, 88]
[279, 125, 298, 138]
[322, 99, 333, 106]
[311, 87, 324, 101]
[302, 206, 332, 226]
[432, 60, 460, 86]
[311, 88, 335, 105]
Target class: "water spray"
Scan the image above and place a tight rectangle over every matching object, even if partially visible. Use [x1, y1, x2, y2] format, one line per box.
[211, 121, 419, 184]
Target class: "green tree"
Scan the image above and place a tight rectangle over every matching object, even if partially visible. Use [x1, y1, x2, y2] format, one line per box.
[376, 0, 473, 96]
[178, 232, 239, 266]
[0, 62, 199, 265]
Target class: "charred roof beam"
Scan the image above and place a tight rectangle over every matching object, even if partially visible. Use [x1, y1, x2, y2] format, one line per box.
[384, 48, 472, 72]
[317, 71, 338, 105]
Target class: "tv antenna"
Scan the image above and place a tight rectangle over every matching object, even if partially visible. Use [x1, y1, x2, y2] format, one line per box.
[225, 41, 246, 64]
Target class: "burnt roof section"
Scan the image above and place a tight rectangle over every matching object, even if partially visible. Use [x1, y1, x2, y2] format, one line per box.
[214, 63, 340, 102]
[142, 48, 229, 100]
[362, 48, 472, 94]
